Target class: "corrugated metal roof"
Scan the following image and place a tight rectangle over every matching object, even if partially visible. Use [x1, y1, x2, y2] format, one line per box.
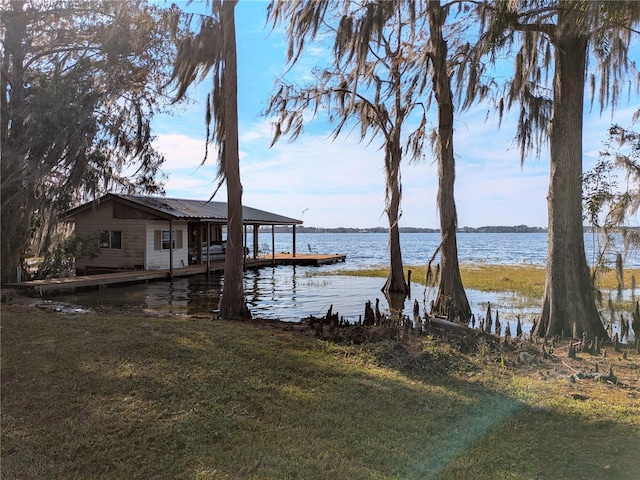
[67, 194, 302, 225]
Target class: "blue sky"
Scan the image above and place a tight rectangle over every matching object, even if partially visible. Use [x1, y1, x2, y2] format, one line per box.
[152, 1, 640, 229]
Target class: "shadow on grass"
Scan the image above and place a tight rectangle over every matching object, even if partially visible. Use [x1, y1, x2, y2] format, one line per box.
[1, 306, 639, 480]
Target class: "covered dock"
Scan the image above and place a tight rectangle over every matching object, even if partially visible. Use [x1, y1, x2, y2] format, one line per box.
[5, 194, 347, 294]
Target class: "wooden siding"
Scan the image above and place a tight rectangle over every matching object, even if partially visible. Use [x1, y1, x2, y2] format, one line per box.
[145, 220, 188, 270]
[72, 200, 188, 272]
[73, 201, 146, 272]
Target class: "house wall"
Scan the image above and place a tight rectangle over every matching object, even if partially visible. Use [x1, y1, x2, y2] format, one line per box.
[145, 220, 188, 270]
[73, 201, 147, 272]
[72, 200, 188, 273]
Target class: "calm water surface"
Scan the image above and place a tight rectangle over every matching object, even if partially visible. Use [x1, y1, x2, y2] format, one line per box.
[270, 231, 639, 269]
[50, 232, 638, 339]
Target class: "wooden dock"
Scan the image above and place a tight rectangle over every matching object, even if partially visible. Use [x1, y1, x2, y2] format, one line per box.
[248, 252, 346, 267]
[5, 253, 346, 294]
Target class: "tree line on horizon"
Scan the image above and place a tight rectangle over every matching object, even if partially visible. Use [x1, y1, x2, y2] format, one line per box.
[2, 0, 639, 339]
[272, 225, 638, 233]
[271, 225, 548, 233]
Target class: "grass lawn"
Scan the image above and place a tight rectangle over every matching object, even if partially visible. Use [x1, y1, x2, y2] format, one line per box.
[2, 302, 640, 479]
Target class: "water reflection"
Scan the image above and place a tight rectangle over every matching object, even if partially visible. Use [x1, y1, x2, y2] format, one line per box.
[49, 265, 635, 342]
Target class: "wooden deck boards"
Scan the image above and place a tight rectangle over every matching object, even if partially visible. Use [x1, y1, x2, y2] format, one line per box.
[248, 253, 346, 267]
[5, 253, 346, 293]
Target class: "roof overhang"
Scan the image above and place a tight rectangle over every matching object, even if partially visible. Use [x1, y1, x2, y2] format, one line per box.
[63, 193, 303, 226]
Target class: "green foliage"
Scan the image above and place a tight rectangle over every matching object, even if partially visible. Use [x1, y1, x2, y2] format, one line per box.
[582, 159, 619, 278]
[583, 123, 640, 279]
[582, 159, 617, 229]
[1, 0, 176, 282]
[486, 0, 520, 51]
[36, 235, 99, 279]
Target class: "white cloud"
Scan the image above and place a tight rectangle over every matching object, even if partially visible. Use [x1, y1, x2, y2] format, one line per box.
[156, 101, 566, 227]
[154, 134, 214, 171]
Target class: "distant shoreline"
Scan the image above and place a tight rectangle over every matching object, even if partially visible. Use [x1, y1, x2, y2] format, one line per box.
[271, 225, 639, 234]
[272, 225, 548, 233]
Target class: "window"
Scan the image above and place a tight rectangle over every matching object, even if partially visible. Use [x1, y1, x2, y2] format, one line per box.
[100, 230, 122, 249]
[154, 229, 183, 250]
[161, 230, 174, 250]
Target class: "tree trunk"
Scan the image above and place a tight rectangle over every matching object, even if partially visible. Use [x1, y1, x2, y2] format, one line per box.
[1, 1, 31, 283]
[428, 0, 471, 323]
[534, 20, 606, 340]
[218, 0, 251, 320]
[383, 135, 407, 294]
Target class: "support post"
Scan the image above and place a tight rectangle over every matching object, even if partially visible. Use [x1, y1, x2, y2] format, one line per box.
[271, 225, 275, 265]
[206, 222, 211, 274]
[253, 224, 259, 258]
[293, 224, 297, 258]
[169, 219, 174, 279]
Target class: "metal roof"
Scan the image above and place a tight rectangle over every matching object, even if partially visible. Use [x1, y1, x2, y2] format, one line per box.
[65, 194, 303, 225]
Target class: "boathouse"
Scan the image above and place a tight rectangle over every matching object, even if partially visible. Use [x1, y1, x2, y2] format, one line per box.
[63, 193, 303, 275]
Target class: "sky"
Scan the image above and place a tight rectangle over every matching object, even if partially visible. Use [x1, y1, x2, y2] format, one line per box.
[152, 1, 640, 229]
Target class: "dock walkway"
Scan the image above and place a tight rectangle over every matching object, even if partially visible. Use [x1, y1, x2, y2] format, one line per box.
[5, 253, 346, 294]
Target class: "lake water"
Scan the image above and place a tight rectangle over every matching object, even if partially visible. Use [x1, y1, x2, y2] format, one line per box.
[50, 232, 638, 340]
[255, 231, 639, 269]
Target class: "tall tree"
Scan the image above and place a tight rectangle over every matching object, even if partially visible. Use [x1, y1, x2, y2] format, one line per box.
[170, 0, 251, 319]
[425, 0, 472, 322]
[483, 0, 640, 339]
[268, 0, 479, 320]
[267, 0, 430, 295]
[1, 0, 172, 283]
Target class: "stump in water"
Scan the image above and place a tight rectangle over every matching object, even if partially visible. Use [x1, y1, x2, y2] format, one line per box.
[485, 302, 492, 334]
[413, 300, 421, 334]
[531, 317, 538, 338]
[320, 304, 339, 331]
[403, 315, 411, 338]
[616, 253, 624, 296]
[364, 301, 374, 326]
[632, 301, 640, 339]
[516, 316, 523, 337]
[620, 314, 629, 340]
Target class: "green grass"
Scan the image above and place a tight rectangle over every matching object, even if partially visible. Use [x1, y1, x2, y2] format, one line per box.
[2, 304, 640, 479]
[333, 264, 640, 300]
